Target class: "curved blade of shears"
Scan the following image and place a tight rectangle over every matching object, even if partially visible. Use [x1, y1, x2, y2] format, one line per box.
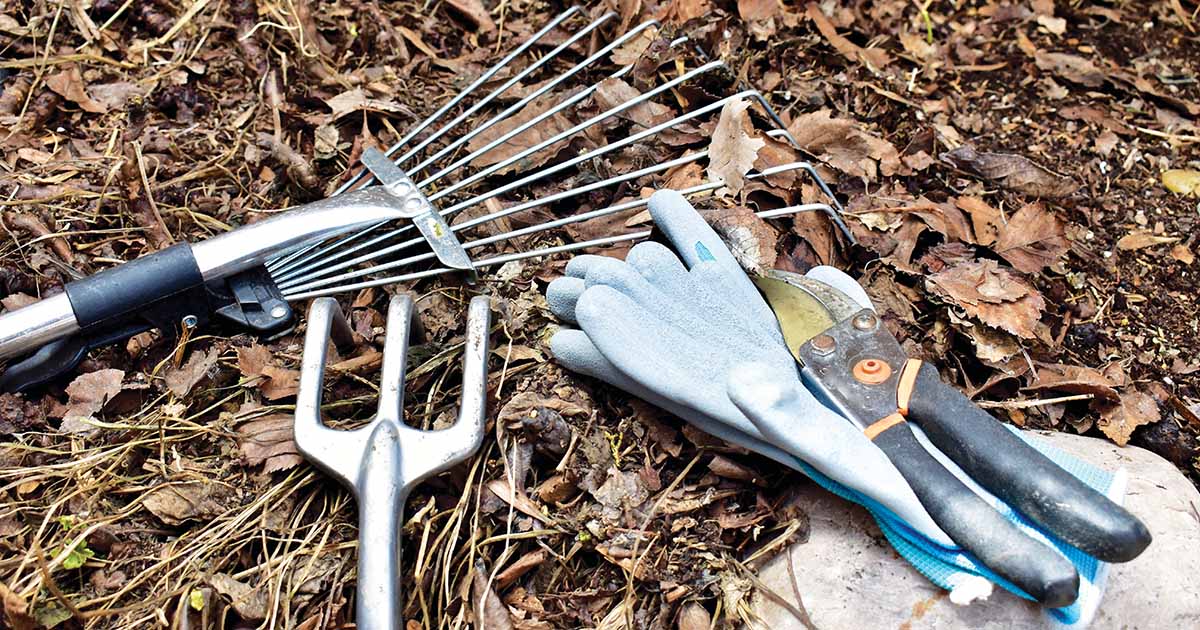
[752, 269, 862, 361]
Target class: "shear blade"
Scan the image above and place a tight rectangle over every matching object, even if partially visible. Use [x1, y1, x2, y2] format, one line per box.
[752, 270, 861, 361]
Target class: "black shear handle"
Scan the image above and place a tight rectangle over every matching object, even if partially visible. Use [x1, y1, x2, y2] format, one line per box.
[906, 362, 1152, 563]
[872, 420, 1080, 607]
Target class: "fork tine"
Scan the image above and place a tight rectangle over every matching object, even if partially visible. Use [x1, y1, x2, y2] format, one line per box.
[398, 295, 491, 486]
[295, 297, 362, 486]
[377, 294, 415, 422]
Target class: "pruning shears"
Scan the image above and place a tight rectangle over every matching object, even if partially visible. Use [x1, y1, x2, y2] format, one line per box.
[754, 269, 1152, 607]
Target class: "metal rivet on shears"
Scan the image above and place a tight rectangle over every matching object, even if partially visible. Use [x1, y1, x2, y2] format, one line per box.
[852, 313, 878, 331]
[270, 305, 288, 319]
[810, 334, 837, 356]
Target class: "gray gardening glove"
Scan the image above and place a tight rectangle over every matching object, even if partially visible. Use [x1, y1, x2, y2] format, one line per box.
[546, 190, 952, 546]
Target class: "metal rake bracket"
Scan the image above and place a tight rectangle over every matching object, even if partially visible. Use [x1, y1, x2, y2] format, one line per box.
[294, 294, 491, 630]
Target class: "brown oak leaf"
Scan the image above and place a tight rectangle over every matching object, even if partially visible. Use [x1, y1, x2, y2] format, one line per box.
[237, 414, 303, 473]
[45, 66, 107, 113]
[926, 259, 1046, 339]
[1024, 364, 1121, 402]
[1034, 51, 1105, 88]
[787, 109, 901, 182]
[164, 347, 220, 397]
[707, 98, 765, 193]
[955, 196, 1002, 246]
[993, 202, 1070, 272]
[236, 344, 300, 400]
[1098, 390, 1161, 446]
[143, 481, 230, 525]
[942, 145, 1078, 198]
[63, 369, 125, 421]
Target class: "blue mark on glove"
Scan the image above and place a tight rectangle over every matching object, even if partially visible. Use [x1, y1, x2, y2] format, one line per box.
[695, 242, 716, 262]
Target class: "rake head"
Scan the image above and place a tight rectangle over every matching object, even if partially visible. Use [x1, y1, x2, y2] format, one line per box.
[0, 6, 848, 390]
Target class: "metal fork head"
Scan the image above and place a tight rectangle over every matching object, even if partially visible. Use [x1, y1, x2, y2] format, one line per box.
[294, 293, 491, 630]
[295, 293, 491, 494]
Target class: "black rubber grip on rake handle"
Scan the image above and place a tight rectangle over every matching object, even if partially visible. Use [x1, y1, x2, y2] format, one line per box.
[0, 244, 294, 392]
[872, 421, 1081, 607]
[907, 362, 1151, 563]
[65, 242, 205, 328]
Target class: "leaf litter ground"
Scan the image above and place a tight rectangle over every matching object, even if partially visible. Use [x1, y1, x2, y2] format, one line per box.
[0, 1, 1198, 628]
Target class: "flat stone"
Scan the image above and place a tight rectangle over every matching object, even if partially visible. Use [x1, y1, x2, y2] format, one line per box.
[751, 431, 1200, 629]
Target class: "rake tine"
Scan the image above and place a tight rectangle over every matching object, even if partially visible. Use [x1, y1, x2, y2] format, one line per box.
[331, 5, 585, 196]
[282, 199, 838, 301]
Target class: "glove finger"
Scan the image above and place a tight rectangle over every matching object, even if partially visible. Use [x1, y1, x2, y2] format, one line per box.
[805, 265, 874, 311]
[688, 261, 788, 347]
[648, 190, 770, 316]
[549, 327, 797, 467]
[576, 286, 762, 430]
[647, 190, 739, 273]
[564, 254, 614, 279]
[625, 241, 688, 281]
[727, 361, 953, 547]
[581, 258, 775, 361]
[546, 276, 584, 323]
[626, 243, 777, 345]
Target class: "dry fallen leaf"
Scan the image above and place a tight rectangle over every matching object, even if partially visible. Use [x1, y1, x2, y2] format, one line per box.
[143, 481, 229, 525]
[237, 414, 304, 473]
[209, 573, 269, 621]
[738, 0, 783, 39]
[473, 559, 515, 630]
[1024, 363, 1120, 402]
[926, 259, 1046, 339]
[1116, 231, 1181, 251]
[592, 78, 672, 129]
[0, 293, 38, 312]
[324, 87, 413, 120]
[703, 206, 779, 273]
[942, 145, 1078, 198]
[443, 0, 496, 32]
[45, 66, 107, 113]
[1036, 14, 1067, 35]
[1034, 51, 1105, 87]
[164, 347, 220, 397]
[962, 324, 1022, 364]
[1098, 390, 1161, 446]
[591, 467, 651, 525]
[236, 344, 301, 400]
[0, 582, 35, 630]
[1161, 169, 1200, 196]
[787, 109, 901, 181]
[956, 196, 1002, 246]
[678, 602, 712, 630]
[610, 24, 658, 65]
[63, 368, 125, 421]
[806, 3, 891, 69]
[707, 98, 765, 193]
[993, 202, 1070, 272]
[87, 81, 144, 111]
[657, 0, 712, 25]
[466, 92, 579, 175]
[1171, 243, 1195, 265]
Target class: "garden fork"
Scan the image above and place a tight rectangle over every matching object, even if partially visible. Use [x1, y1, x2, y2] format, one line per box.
[295, 294, 491, 630]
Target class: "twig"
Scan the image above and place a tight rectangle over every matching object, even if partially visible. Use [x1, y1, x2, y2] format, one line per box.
[976, 393, 1094, 410]
[130, 0, 215, 54]
[2, 211, 75, 264]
